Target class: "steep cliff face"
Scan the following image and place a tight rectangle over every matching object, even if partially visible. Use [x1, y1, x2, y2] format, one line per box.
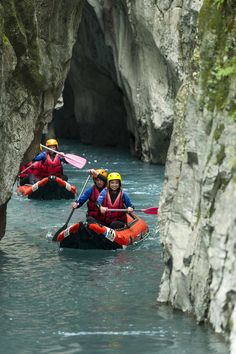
[158, 0, 236, 350]
[95, 0, 202, 163]
[53, 0, 202, 162]
[0, 1, 82, 238]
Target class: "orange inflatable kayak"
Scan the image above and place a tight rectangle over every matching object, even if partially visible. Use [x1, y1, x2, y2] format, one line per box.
[54, 213, 149, 249]
[16, 176, 77, 200]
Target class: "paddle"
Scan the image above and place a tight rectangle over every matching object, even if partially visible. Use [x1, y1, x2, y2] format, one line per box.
[40, 144, 87, 169]
[18, 162, 35, 177]
[107, 207, 159, 215]
[52, 174, 91, 241]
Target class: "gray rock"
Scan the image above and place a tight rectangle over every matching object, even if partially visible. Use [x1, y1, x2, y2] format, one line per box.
[0, 1, 83, 237]
[158, 1, 236, 351]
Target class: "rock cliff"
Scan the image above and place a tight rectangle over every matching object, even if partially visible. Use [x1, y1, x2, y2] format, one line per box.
[87, 0, 203, 163]
[53, 0, 202, 162]
[0, 0, 82, 237]
[158, 1, 236, 352]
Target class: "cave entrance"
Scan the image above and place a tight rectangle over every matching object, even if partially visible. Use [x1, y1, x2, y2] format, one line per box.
[52, 1, 130, 148]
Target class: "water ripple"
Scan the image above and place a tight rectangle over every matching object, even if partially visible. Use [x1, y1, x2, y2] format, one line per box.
[58, 330, 166, 336]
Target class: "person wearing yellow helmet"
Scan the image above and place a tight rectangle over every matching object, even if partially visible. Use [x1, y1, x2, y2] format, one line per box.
[72, 169, 108, 222]
[31, 138, 68, 181]
[46, 139, 58, 149]
[96, 172, 134, 229]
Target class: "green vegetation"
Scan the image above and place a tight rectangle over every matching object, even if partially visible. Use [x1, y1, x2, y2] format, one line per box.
[214, 123, 225, 141]
[198, 0, 236, 122]
[0, 32, 11, 47]
[213, 0, 225, 8]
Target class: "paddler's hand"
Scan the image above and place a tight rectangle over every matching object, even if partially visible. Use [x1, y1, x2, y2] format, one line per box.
[100, 206, 108, 214]
[89, 169, 98, 178]
[127, 207, 133, 213]
[72, 202, 79, 209]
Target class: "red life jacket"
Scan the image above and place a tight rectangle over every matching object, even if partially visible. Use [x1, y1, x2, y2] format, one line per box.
[30, 161, 43, 179]
[87, 185, 102, 218]
[36, 153, 63, 179]
[102, 190, 126, 225]
[19, 162, 34, 179]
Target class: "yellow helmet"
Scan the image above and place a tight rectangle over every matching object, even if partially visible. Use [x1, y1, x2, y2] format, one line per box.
[95, 169, 108, 178]
[46, 139, 58, 148]
[107, 172, 122, 185]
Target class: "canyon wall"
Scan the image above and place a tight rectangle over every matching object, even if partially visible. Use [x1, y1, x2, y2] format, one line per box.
[87, 0, 202, 162]
[158, 1, 236, 352]
[0, 0, 82, 237]
[53, 0, 202, 162]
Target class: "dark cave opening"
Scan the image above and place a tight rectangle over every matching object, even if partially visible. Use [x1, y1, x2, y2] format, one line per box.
[51, 1, 130, 148]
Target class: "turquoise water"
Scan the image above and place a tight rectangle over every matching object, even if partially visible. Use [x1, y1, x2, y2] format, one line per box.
[0, 141, 228, 354]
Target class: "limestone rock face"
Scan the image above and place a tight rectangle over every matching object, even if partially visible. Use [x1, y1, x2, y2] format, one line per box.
[158, 0, 236, 349]
[95, 0, 203, 163]
[0, 1, 83, 238]
[54, 0, 202, 162]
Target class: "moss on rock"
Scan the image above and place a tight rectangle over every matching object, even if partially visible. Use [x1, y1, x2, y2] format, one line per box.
[2, 0, 45, 95]
[214, 123, 225, 141]
[198, 0, 236, 119]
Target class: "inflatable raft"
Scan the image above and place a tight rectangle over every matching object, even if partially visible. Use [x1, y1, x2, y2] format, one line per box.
[16, 176, 77, 200]
[53, 213, 149, 249]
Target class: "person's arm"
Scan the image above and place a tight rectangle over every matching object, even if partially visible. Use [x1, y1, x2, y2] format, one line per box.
[33, 151, 46, 162]
[72, 187, 92, 209]
[94, 188, 108, 214]
[123, 192, 134, 211]
[89, 169, 107, 184]
[96, 188, 106, 206]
